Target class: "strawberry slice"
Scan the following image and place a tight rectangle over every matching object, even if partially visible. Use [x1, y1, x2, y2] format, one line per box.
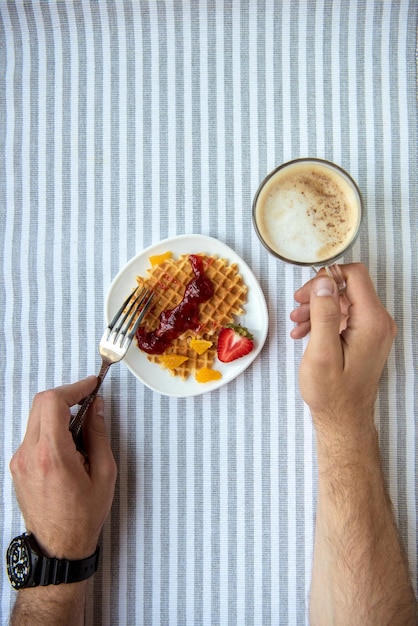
[217, 324, 254, 363]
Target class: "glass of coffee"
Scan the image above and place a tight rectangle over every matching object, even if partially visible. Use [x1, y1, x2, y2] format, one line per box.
[252, 158, 364, 291]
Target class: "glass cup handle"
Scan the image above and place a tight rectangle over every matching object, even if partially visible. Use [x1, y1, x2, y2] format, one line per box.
[312, 263, 346, 293]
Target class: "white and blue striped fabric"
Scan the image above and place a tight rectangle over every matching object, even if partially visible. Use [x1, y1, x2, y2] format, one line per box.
[1, 2, 416, 624]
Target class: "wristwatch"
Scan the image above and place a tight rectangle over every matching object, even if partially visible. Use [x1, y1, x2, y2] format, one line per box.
[6, 533, 100, 589]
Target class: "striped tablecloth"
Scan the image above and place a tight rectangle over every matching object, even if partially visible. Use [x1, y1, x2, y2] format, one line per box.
[1, 2, 417, 624]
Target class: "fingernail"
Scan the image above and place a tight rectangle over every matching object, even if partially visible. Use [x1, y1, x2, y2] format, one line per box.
[95, 397, 105, 418]
[314, 276, 335, 297]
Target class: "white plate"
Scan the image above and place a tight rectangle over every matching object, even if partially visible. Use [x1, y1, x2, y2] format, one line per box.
[106, 234, 269, 397]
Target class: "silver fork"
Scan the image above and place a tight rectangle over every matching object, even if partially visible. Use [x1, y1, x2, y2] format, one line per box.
[69, 286, 153, 449]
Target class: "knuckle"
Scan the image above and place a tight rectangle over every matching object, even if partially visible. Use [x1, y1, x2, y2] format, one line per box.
[106, 456, 118, 483]
[9, 448, 23, 477]
[36, 441, 58, 475]
[353, 261, 367, 274]
[375, 309, 397, 341]
[388, 314, 397, 339]
[33, 389, 58, 410]
[10, 446, 33, 480]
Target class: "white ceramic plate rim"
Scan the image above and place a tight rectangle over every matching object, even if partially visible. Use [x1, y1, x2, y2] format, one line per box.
[105, 234, 269, 397]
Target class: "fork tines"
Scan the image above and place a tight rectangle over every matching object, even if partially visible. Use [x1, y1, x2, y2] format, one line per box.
[108, 287, 153, 349]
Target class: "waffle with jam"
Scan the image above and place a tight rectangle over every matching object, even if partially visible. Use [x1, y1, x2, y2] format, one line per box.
[135, 253, 247, 379]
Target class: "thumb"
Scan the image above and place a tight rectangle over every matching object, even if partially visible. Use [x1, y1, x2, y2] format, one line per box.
[306, 275, 343, 368]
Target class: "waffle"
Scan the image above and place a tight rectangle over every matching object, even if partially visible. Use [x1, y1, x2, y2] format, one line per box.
[135, 253, 247, 379]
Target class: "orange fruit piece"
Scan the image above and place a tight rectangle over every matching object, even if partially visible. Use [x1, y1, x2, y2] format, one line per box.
[189, 338, 213, 355]
[159, 354, 188, 369]
[195, 367, 222, 383]
[149, 251, 173, 266]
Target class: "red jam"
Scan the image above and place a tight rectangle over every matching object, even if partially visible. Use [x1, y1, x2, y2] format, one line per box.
[136, 254, 214, 355]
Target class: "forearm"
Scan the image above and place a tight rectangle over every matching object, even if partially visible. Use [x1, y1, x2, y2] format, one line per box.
[10, 582, 87, 626]
[310, 419, 416, 626]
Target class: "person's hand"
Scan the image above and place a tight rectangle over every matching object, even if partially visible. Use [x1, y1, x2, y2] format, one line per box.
[290, 264, 397, 437]
[9, 376, 117, 560]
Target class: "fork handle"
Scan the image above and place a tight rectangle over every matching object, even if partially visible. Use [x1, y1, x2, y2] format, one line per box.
[69, 361, 111, 451]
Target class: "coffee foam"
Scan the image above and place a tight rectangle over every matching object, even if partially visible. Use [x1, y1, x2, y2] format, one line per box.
[255, 161, 361, 264]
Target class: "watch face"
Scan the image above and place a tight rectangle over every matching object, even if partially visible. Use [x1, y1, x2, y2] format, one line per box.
[7, 536, 31, 589]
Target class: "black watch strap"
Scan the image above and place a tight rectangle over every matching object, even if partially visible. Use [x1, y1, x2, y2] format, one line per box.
[35, 546, 100, 586]
[7, 533, 100, 589]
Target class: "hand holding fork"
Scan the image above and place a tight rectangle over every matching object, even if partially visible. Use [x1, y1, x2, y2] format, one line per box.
[69, 287, 153, 451]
